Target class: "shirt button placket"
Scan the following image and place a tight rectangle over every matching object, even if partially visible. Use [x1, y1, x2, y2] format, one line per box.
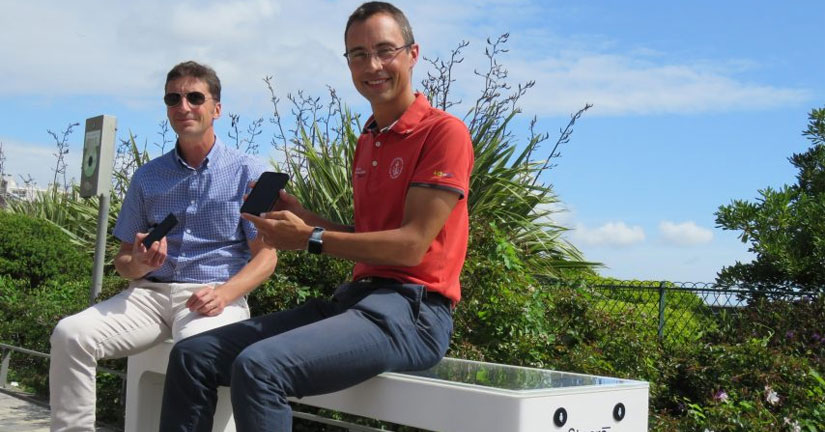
[368, 139, 382, 195]
[372, 141, 381, 167]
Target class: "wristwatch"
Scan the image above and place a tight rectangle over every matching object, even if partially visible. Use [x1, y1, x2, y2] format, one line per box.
[307, 226, 325, 254]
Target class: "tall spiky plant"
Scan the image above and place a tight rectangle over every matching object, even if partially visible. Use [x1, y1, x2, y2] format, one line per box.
[425, 34, 595, 277]
[266, 79, 359, 225]
[47, 122, 79, 195]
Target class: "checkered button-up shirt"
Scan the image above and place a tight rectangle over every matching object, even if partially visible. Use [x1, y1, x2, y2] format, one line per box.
[113, 137, 266, 283]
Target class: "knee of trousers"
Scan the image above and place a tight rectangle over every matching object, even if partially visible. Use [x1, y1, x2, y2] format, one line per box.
[50, 314, 97, 359]
[231, 347, 290, 394]
[168, 337, 211, 374]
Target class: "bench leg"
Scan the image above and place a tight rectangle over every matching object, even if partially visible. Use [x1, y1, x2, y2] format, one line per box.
[125, 343, 235, 432]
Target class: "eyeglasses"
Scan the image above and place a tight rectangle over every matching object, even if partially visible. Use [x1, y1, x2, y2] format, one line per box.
[163, 91, 212, 107]
[343, 44, 413, 66]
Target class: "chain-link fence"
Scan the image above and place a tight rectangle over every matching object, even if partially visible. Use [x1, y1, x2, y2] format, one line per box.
[562, 279, 819, 343]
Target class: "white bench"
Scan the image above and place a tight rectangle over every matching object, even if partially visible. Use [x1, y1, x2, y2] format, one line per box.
[124, 341, 235, 432]
[126, 341, 649, 431]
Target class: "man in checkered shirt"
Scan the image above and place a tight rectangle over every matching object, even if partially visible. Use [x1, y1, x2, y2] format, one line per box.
[47, 61, 277, 432]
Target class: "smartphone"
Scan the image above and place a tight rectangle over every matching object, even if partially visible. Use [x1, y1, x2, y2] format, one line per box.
[240, 172, 290, 215]
[142, 213, 178, 249]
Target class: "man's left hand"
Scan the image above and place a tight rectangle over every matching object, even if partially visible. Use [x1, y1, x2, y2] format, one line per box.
[186, 286, 227, 317]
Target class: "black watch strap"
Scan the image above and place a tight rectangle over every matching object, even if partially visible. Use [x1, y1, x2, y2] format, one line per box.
[307, 226, 325, 254]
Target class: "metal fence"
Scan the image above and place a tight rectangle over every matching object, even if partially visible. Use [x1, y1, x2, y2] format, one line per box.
[574, 280, 819, 342]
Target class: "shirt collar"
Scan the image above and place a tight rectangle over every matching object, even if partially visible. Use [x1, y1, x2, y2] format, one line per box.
[362, 93, 431, 136]
[173, 136, 223, 170]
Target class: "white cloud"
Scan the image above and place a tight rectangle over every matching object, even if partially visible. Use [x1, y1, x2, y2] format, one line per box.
[571, 221, 645, 247]
[578, 238, 753, 282]
[511, 53, 810, 117]
[0, 1, 356, 108]
[534, 201, 575, 227]
[0, 1, 810, 119]
[659, 221, 714, 246]
[1, 138, 82, 188]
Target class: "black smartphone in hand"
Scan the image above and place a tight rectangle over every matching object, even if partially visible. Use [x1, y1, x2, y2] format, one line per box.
[241, 172, 290, 215]
[142, 213, 178, 249]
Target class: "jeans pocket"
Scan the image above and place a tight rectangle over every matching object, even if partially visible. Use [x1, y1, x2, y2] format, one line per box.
[332, 282, 374, 308]
[396, 284, 425, 321]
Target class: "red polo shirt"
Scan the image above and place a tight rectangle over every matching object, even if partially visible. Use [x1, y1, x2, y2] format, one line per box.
[351, 93, 473, 303]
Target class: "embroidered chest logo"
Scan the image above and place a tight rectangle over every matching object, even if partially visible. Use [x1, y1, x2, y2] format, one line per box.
[389, 157, 404, 179]
[355, 167, 367, 178]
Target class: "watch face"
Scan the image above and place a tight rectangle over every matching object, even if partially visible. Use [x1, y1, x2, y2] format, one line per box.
[308, 227, 324, 254]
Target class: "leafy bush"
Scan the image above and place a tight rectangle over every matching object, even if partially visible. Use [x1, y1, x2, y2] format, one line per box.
[713, 295, 825, 366]
[0, 274, 127, 391]
[657, 335, 817, 431]
[798, 369, 825, 431]
[0, 215, 128, 426]
[453, 224, 664, 393]
[0, 212, 92, 287]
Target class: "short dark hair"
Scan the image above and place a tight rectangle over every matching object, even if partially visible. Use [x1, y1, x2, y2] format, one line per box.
[165, 61, 221, 101]
[345, 2, 414, 46]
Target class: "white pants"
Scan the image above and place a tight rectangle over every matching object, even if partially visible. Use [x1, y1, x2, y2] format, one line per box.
[48, 280, 250, 432]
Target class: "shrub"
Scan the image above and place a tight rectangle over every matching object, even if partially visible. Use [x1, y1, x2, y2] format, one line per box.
[657, 331, 819, 431]
[712, 295, 825, 367]
[1, 275, 127, 392]
[797, 369, 825, 431]
[453, 223, 664, 400]
[247, 249, 353, 318]
[0, 255, 128, 427]
[0, 212, 92, 288]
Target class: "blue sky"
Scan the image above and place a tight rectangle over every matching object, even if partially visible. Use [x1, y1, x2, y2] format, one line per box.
[1, 1, 823, 282]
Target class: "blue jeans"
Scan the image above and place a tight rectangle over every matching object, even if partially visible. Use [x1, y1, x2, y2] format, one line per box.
[158, 281, 453, 431]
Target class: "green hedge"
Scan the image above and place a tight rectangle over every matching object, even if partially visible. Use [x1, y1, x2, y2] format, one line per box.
[0, 212, 92, 288]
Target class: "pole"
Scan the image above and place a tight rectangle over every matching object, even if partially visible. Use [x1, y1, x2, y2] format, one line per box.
[90, 193, 110, 305]
[657, 281, 667, 341]
[0, 348, 11, 388]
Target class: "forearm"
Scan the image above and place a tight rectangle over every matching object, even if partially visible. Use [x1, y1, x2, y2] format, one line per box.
[213, 244, 277, 303]
[321, 227, 425, 267]
[319, 188, 460, 266]
[247, 188, 459, 266]
[294, 207, 354, 233]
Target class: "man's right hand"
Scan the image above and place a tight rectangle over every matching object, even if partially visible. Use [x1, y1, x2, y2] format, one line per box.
[132, 232, 168, 271]
[243, 182, 353, 236]
[114, 235, 168, 280]
[273, 188, 304, 214]
[245, 181, 305, 215]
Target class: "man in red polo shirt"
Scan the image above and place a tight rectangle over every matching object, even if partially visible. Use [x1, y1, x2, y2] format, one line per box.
[159, 2, 473, 430]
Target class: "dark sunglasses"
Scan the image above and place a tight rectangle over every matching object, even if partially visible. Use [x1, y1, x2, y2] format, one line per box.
[163, 91, 211, 107]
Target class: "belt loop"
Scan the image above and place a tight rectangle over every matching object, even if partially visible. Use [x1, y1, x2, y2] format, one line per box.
[424, 290, 453, 312]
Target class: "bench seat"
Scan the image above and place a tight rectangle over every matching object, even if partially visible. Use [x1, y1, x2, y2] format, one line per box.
[125, 341, 649, 431]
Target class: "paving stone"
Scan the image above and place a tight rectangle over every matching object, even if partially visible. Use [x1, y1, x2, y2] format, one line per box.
[0, 391, 118, 432]
[0, 391, 50, 432]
